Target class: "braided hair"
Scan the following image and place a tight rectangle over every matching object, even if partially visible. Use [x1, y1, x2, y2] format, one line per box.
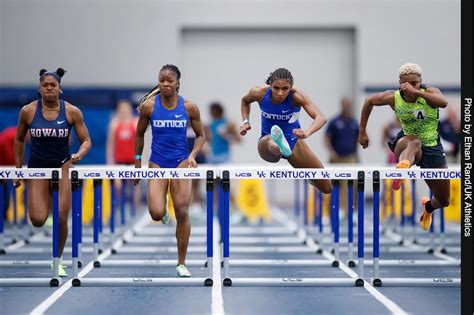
[265, 68, 294, 85]
[137, 64, 181, 109]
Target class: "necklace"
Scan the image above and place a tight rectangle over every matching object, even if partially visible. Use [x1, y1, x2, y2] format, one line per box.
[42, 101, 60, 111]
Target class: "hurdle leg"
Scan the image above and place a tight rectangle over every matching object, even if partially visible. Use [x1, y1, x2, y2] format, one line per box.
[372, 171, 381, 287]
[71, 171, 80, 278]
[347, 180, 355, 267]
[50, 170, 61, 286]
[355, 171, 365, 287]
[222, 171, 231, 286]
[205, 171, 214, 286]
[332, 180, 340, 267]
[0, 183, 5, 254]
[93, 179, 101, 266]
[439, 207, 446, 253]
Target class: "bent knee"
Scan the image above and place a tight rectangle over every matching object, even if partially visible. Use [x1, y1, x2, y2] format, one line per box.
[436, 196, 450, 208]
[30, 215, 47, 227]
[310, 180, 332, 194]
[148, 207, 165, 222]
[408, 138, 422, 150]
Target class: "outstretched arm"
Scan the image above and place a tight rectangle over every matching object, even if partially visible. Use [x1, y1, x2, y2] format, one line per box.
[292, 87, 326, 139]
[359, 90, 395, 149]
[186, 101, 205, 168]
[69, 104, 92, 164]
[240, 86, 265, 136]
[134, 100, 152, 170]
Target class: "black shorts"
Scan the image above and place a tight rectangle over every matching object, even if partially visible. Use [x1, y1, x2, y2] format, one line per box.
[388, 131, 447, 168]
[28, 155, 71, 168]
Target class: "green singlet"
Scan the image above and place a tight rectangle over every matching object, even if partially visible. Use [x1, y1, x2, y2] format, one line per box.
[394, 89, 439, 147]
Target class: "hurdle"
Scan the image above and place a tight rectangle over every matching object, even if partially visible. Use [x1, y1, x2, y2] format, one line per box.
[307, 168, 460, 269]
[0, 168, 63, 287]
[369, 169, 461, 287]
[218, 167, 461, 287]
[70, 167, 214, 287]
[220, 167, 361, 287]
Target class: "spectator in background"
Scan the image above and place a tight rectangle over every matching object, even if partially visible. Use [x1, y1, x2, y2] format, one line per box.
[207, 102, 241, 164]
[106, 100, 141, 208]
[381, 117, 402, 165]
[0, 126, 17, 220]
[207, 102, 243, 223]
[325, 97, 359, 216]
[439, 104, 461, 163]
[0, 126, 16, 166]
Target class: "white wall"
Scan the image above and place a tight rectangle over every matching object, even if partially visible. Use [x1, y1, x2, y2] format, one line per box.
[0, 0, 461, 165]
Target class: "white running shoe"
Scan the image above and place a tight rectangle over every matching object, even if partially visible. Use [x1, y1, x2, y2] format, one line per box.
[270, 125, 292, 157]
[176, 264, 191, 277]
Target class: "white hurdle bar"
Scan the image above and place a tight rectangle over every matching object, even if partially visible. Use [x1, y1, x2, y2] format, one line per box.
[70, 167, 215, 287]
[0, 168, 63, 287]
[219, 167, 461, 287]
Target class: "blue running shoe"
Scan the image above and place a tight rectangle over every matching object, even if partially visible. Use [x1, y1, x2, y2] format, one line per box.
[271, 125, 292, 157]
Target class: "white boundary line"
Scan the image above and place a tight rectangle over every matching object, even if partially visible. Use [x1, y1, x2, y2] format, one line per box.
[211, 218, 225, 315]
[29, 213, 151, 315]
[272, 208, 408, 315]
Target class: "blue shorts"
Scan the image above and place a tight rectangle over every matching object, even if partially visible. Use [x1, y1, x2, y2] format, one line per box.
[150, 152, 188, 168]
[388, 131, 447, 168]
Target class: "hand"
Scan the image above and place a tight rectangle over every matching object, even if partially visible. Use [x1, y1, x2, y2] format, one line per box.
[400, 83, 419, 98]
[292, 129, 308, 139]
[13, 179, 22, 188]
[240, 122, 251, 136]
[358, 131, 369, 149]
[187, 157, 197, 168]
[134, 160, 141, 186]
[71, 153, 82, 164]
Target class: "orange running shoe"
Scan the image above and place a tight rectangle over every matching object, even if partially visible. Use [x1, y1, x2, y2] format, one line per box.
[392, 159, 410, 190]
[419, 197, 432, 231]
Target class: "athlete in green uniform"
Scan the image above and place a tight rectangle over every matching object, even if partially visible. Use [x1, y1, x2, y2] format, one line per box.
[358, 63, 449, 230]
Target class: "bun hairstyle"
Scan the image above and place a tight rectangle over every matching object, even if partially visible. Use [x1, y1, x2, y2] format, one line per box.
[39, 67, 66, 82]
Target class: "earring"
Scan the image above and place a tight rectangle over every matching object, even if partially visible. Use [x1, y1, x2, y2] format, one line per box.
[60, 90, 63, 94]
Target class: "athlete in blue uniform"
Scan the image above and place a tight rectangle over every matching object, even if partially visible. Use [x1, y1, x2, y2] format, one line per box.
[14, 68, 91, 276]
[134, 64, 205, 277]
[240, 68, 332, 194]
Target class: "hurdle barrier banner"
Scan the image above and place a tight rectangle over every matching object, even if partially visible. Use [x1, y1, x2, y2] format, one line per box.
[0, 168, 62, 287]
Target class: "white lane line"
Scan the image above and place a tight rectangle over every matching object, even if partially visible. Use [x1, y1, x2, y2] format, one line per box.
[212, 218, 225, 315]
[29, 214, 151, 315]
[386, 228, 460, 263]
[273, 207, 408, 315]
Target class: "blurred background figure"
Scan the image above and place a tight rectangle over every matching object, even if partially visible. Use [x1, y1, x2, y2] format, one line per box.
[324, 97, 359, 217]
[106, 99, 141, 208]
[0, 125, 16, 166]
[0, 125, 17, 220]
[206, 102, 243, 224]
[439, 104, 461, 164]
[207, 102, 241, 164]
[381, 117, 402, 165]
